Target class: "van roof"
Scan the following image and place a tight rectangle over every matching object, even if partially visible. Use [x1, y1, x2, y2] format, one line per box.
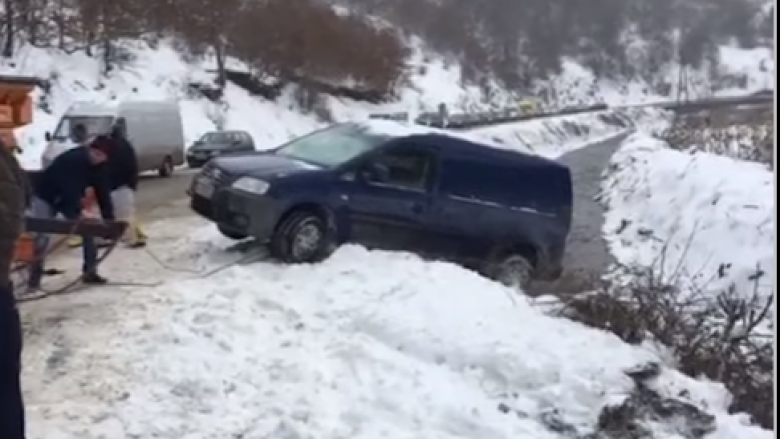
[66, 102, 117, 116]
[353, 119, 568, 170]
[66, 100, 179, 116]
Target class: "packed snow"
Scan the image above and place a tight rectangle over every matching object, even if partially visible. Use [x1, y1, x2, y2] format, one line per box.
[601, 132, 774, 298]
[20, 221, 772, 439]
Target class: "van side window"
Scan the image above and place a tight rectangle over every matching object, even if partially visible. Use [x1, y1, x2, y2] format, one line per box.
[440, 158, 521, 205]
[366, 148, 436, 192]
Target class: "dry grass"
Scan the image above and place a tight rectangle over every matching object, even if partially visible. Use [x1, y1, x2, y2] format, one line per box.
[661, 107, 774, 167]
[548, 263, 774, 429]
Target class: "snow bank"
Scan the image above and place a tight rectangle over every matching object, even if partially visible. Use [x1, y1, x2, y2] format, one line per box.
[23, 241, 771, 438]
[469, 110, 632, 158]
[601, 133, 774, 298]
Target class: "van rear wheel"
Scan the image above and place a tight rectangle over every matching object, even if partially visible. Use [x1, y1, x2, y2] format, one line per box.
[486, 254, 534, 290]
[158, 157, 173, 177]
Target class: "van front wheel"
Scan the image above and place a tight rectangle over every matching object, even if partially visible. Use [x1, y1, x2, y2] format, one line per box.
[158, 157, 174, 178]
[270, 210, 332, 263]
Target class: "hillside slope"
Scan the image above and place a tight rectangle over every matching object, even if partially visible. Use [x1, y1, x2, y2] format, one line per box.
[5, 38, 773, 170]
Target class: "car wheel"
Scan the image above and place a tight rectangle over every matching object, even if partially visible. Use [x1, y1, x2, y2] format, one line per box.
[217, 225, 247, 240]
[270, 210, 332, 263]
[159, 156, 174, 177]
[487, 254, 534, 289]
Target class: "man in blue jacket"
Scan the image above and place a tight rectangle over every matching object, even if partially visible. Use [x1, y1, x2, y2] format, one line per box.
[27, 131, 115, 290]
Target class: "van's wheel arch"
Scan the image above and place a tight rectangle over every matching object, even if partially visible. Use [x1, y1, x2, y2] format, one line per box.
[269, 205, 335, 263]
[217, 224, 247, 240]
[484, 244, 537, 289]
[158, 156, 174, 177]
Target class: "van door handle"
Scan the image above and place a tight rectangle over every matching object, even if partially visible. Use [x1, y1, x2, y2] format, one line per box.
[410, 203, 423, 214]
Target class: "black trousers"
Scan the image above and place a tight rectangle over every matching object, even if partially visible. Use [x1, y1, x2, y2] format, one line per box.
[0, 284, 25, 439]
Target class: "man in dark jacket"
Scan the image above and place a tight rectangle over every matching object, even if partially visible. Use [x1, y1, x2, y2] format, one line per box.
[0, 142, 27, 439]
[106, 119, 145, 247]
[27, 138, 115, 289]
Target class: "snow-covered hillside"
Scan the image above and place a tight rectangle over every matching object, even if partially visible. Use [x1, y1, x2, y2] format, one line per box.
[4, 41, 518, 169]
[5, 39, 773, 170]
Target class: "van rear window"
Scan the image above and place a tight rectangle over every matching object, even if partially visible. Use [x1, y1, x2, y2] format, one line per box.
[440, 158, 569, 208]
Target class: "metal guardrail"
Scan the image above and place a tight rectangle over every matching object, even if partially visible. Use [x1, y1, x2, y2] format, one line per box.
[650, 95, 773, 114]
[369, 104, 609, 129]
[368, 93, 773, 130]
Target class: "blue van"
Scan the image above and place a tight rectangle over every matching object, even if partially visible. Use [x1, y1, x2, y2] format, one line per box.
[188, 121, 573, 286]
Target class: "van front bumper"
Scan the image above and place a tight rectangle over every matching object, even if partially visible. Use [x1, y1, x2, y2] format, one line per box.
[190, 189, 282, 240]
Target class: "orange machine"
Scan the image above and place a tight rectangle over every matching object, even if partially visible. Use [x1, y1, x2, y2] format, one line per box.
[1, 75, 40, 264]
[0, 74, 38, 153]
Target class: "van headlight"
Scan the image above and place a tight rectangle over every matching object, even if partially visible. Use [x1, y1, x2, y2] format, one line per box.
[232, 177, 270, 194]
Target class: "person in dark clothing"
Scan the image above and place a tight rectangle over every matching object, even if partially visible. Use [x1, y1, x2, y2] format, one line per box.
[107, 120, 145, 247]
[107, 119, 139, 192]
[0, 142, 27, 439]
[27, 139, 115, 289]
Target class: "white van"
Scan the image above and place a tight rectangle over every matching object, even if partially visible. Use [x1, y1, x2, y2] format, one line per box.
[44, 100, 185, 177]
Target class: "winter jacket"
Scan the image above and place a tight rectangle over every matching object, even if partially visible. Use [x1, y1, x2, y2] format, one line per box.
[33, 146, 115, 220]
[105, 134, 139, 191]
[0, 145, 26, 287]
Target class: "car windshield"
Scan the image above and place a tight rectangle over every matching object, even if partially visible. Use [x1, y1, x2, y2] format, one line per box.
[53, 116, 114, 141]
[200, 132, 238, 145]
[274, 124, 389, 167]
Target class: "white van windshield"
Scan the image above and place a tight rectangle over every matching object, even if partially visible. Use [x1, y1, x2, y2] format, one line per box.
[53, 116, 115, 141]
[274, 124, 389, 167]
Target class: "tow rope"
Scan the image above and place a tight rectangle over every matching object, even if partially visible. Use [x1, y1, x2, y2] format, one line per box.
[11, 217, 126, 300]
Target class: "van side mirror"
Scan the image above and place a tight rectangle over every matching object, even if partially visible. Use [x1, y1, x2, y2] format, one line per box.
[45, 132, 51, 141]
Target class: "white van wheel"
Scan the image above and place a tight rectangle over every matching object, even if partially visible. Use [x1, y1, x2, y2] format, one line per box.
[158, 157, 173, 178]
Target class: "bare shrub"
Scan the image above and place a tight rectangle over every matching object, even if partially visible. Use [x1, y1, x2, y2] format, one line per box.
[556, 265, 774, 428]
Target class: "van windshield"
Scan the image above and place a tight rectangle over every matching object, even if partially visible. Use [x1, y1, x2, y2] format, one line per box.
[53, 116, 115, 141]
[274, 124, 389, 167]
[200, 132, 237, 144]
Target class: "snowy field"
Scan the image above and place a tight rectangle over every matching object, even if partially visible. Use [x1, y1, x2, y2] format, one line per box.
[21, 222, 771, 439]
[601, 133, 774, 299]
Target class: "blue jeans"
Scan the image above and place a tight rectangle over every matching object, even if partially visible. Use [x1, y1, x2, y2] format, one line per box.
[27, 197, 98, 288]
